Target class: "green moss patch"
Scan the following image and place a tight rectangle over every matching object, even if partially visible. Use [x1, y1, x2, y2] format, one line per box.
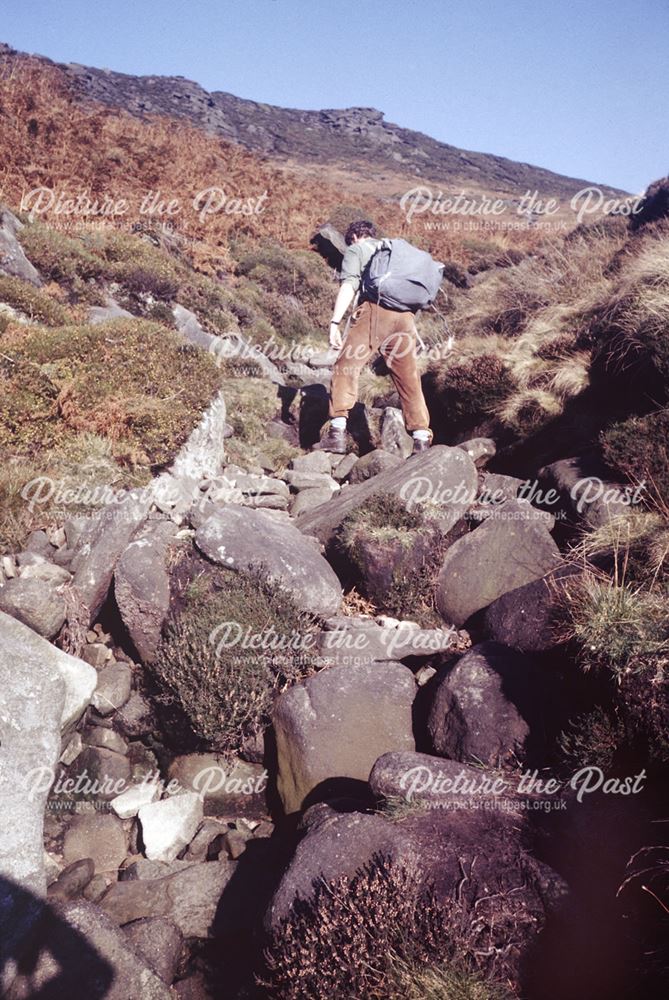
[0, 317, 221, 467]
[0, 275, 71, 326]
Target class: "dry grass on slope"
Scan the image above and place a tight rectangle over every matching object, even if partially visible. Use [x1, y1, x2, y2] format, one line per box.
[0, 58, 345, 261]
[425, 216, 639, 441]
[0, 56, 546, 271]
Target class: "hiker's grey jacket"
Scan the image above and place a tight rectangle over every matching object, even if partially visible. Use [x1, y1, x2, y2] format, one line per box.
[339, 237, 382, 293]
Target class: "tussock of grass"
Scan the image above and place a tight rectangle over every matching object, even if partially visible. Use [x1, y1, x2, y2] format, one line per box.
[387, 955, 511, 1000]
[337, 494, 448, 626]
[559, 570, 669, 675]
[583, 235, 669, 391]
[495, 387, 562, 437]
[544, 350, 591, 399]
[0, 433, 147, 553]
[572, 510, 669, 588]
[339, 492, 423, 549]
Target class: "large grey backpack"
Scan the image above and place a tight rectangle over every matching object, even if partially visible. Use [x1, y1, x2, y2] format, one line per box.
[360, 238, 444, 312]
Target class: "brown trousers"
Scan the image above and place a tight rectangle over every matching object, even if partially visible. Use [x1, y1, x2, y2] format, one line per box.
[329, 300, 431, 432]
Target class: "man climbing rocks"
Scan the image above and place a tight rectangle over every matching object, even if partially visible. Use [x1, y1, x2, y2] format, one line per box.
[315, 220, 433, 455]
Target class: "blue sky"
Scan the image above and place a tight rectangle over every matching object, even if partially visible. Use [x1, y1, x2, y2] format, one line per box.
[2, 0, 667, 192]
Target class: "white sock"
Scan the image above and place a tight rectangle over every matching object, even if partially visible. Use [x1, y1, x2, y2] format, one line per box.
[413, 429, 430, 441]
[331, 417, 347, 430]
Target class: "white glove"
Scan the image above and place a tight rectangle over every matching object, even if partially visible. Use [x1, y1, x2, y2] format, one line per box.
[329, 321, 343, 351]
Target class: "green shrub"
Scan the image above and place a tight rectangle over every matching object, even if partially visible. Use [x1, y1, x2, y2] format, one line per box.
[601, 408, 669, 504]
[0, 275, 70, 325]
[113, 264, 179, 301]
[424, 353, 517, 432]
[154, 559, 316, 753]
[178, 271, 239, 333]
[221, 375, 299, 469]
[263, 853, 513, 1000]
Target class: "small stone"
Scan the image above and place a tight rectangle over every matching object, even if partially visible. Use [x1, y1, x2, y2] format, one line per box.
[84, 725, 128, 755]
[284, 470, 339, 492]
[380, 407, 413, 458]
[19, 562, 72, 585]
[47, 858, 96, 901]
[48, 526, 67, 548]
[83, 873, 109, 903]
[111, 781, 162, 820]
[116, 691, 155, 738]
[127, 742, 159, 783]
[0, 577, 66, 639]
[72, 746, 131, 801]
[59, 733, 83, 766]
[25, 529, 55, 557]
[416, 665, 438, 686]
[15, 551, 48, 568]
[91, 662, 132, 715]
[63, 813, 128, 874]
[138, 793, 204, 863]
[376, 615, 403, 629]
[331, 452, 358, 482]
[2, 555, 16, 578]
[289, 451, 334, 475]
[457, 437, 497, 467]
[183, 819, 228, 861]
[123, 917, 183, 985]
[245, 493, 289, 510]
[53, 546, 76, 568]
[223, 830, 247, 860]
[44, 851, 63, 886]
[290, 486, 334, 516]
[82, 643, 111, 668]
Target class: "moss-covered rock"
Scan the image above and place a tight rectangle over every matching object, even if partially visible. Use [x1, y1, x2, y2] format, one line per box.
[0, 317, 221, 466]
[337, 493, 448, 625]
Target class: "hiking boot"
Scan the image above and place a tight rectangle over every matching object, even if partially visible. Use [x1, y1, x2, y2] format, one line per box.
[412, 434, 433, 455]
[313, 425, 347, 454]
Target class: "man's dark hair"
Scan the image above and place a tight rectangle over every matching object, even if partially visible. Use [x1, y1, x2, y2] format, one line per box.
[345, 220, 377, 245]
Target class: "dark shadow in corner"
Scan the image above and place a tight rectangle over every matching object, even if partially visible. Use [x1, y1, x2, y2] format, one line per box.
[0, 875, 113, 998]
[298, 384, 330, 448]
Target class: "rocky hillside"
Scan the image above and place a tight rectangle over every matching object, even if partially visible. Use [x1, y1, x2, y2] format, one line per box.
[0, 41, 627, 199]
[0, 45, 666, 1000]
